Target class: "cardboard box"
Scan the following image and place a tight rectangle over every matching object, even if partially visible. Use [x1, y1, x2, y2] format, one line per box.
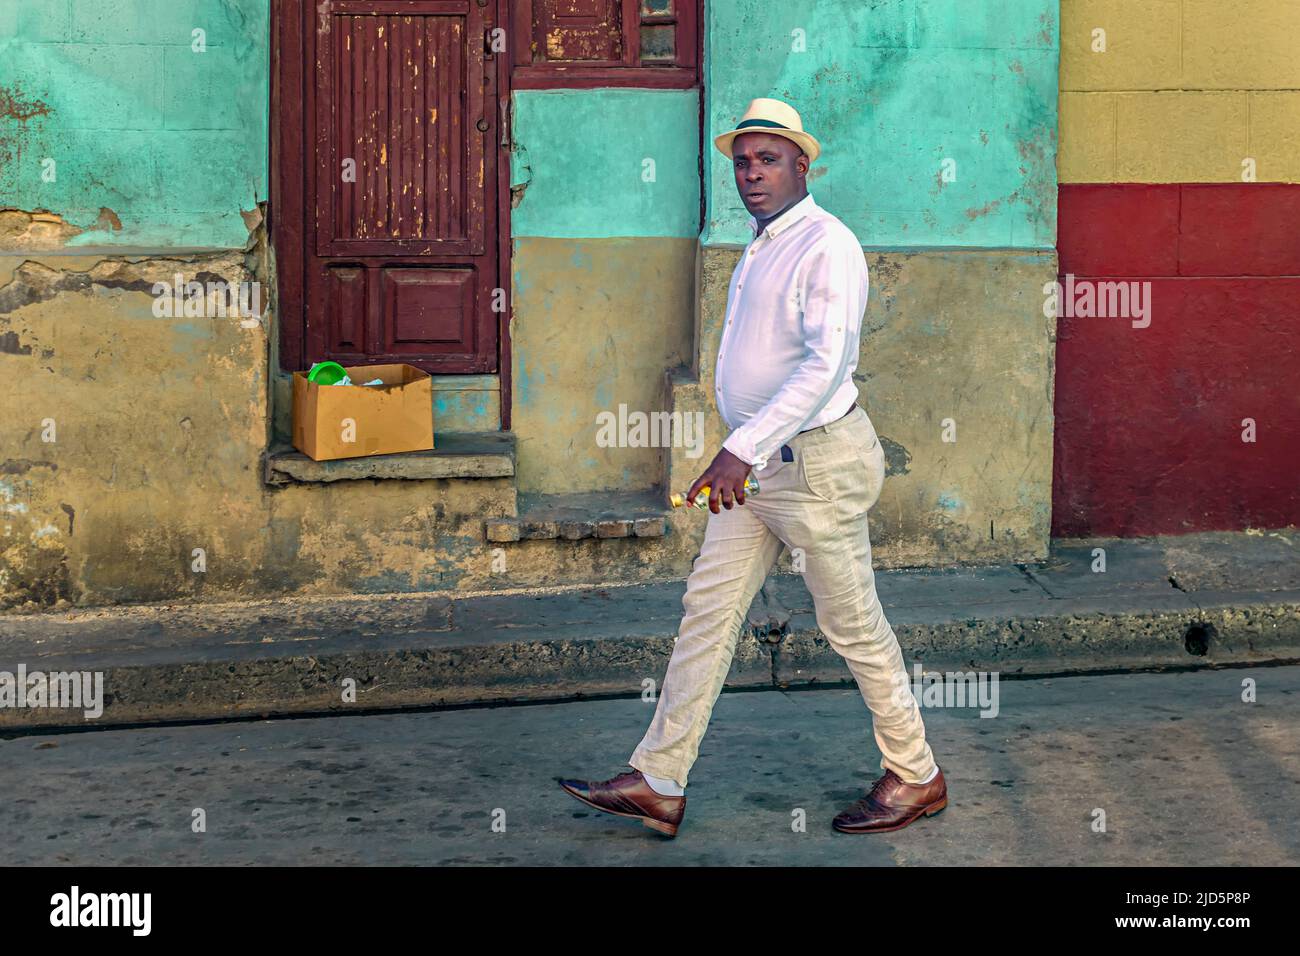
[292, 364, 434, 461]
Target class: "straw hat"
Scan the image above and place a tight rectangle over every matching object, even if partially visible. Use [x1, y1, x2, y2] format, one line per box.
[713, 97, 821, 164]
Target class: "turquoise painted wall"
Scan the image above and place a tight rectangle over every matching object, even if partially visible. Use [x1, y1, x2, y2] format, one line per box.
[510, 88, 701, 239]
[0, 0, 268, 248]
[2, 0, 1058, 249]
[705, 0, 1059, 248]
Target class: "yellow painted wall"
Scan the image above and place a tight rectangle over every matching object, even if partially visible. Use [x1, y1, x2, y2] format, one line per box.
[0, 252, 705, 610]
[1059, 0, 1300, 182]
[510, 237, 695, 495]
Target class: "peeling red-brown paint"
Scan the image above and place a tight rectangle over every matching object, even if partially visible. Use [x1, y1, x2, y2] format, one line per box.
[965, 199, 1002, 220]
[1014, 123, 1058, 229]
[1037, 10, 1055, 48]
[0, 85, 51, 122]
[95, 207, 123, 231]
[1016, 137, 1045, 163]
[0, 86, 51, 172]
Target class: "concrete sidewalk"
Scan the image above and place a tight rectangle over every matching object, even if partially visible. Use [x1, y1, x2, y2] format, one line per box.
[1, 530, 1298, 730]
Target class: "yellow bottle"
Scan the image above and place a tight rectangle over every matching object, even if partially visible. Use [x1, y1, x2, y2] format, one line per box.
[670, 476, 760, 509]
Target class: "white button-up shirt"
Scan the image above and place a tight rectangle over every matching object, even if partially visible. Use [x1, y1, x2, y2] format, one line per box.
[715, 192, 869, 471]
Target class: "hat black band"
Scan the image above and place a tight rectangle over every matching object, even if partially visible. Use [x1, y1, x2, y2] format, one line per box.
[734, 118, 790, 131]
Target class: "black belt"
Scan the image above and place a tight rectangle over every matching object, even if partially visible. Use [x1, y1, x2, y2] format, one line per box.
[780, 403, 858, 461]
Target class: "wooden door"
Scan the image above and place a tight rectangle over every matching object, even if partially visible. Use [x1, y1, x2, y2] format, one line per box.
[274, 0, 504, 379]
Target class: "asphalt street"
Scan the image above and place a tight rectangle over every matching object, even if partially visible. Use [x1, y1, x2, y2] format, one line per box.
[3, 666, 1298, 865]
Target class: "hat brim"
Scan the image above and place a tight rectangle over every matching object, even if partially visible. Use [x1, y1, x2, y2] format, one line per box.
[714, 127, 821, 164]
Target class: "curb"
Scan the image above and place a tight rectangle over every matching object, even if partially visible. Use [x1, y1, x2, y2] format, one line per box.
[3, 592, 1298, 732]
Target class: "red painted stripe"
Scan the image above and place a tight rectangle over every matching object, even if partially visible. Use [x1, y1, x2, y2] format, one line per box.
[1052, 277, 1300, 537]
[1058, 184, 1179, 277]
[1178, 184, 1300, 277]
[1059, 183, 1300, 278]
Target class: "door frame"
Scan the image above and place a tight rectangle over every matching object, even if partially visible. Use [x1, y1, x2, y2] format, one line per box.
[270, 0, 514, 430]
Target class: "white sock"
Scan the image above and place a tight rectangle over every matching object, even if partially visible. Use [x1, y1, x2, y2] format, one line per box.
[640, 770, 685, 796]
[915, 765, 940, 786]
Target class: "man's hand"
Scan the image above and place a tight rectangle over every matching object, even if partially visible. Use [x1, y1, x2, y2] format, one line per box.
[687, 448, 753, 514]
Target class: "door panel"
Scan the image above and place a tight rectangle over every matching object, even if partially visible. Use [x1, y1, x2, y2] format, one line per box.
[326, 266, 368, 355]
[534, 0, 622, 64]
[381, 266, 476, 354]
[294, 0, 499, 375]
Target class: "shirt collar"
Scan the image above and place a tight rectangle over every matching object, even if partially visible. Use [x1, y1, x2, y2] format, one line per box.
[747, 192, 817, 239]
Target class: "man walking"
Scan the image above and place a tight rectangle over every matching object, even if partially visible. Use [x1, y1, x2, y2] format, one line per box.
[558, 98, 946, 838]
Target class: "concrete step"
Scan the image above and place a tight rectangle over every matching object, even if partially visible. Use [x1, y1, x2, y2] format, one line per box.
[264, 432, 516, 485]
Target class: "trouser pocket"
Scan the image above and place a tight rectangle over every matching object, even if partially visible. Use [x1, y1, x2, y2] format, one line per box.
[797, 439, 840, 502]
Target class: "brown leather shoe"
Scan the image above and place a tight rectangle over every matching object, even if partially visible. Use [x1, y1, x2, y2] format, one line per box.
[832, 767, 947, 834]
[557, 769, 686, 837]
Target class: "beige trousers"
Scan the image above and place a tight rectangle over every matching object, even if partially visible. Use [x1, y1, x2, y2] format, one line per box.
[629, 406, 937, 788]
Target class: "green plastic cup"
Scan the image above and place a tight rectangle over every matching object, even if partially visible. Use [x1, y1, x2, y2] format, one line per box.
[307, 361, 348, 385]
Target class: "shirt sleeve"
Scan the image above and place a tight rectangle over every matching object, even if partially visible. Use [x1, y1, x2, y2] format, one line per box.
[720, 235, 867, 471]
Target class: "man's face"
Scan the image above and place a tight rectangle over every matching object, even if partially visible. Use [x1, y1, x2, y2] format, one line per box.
[730, 131, 807, 220]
